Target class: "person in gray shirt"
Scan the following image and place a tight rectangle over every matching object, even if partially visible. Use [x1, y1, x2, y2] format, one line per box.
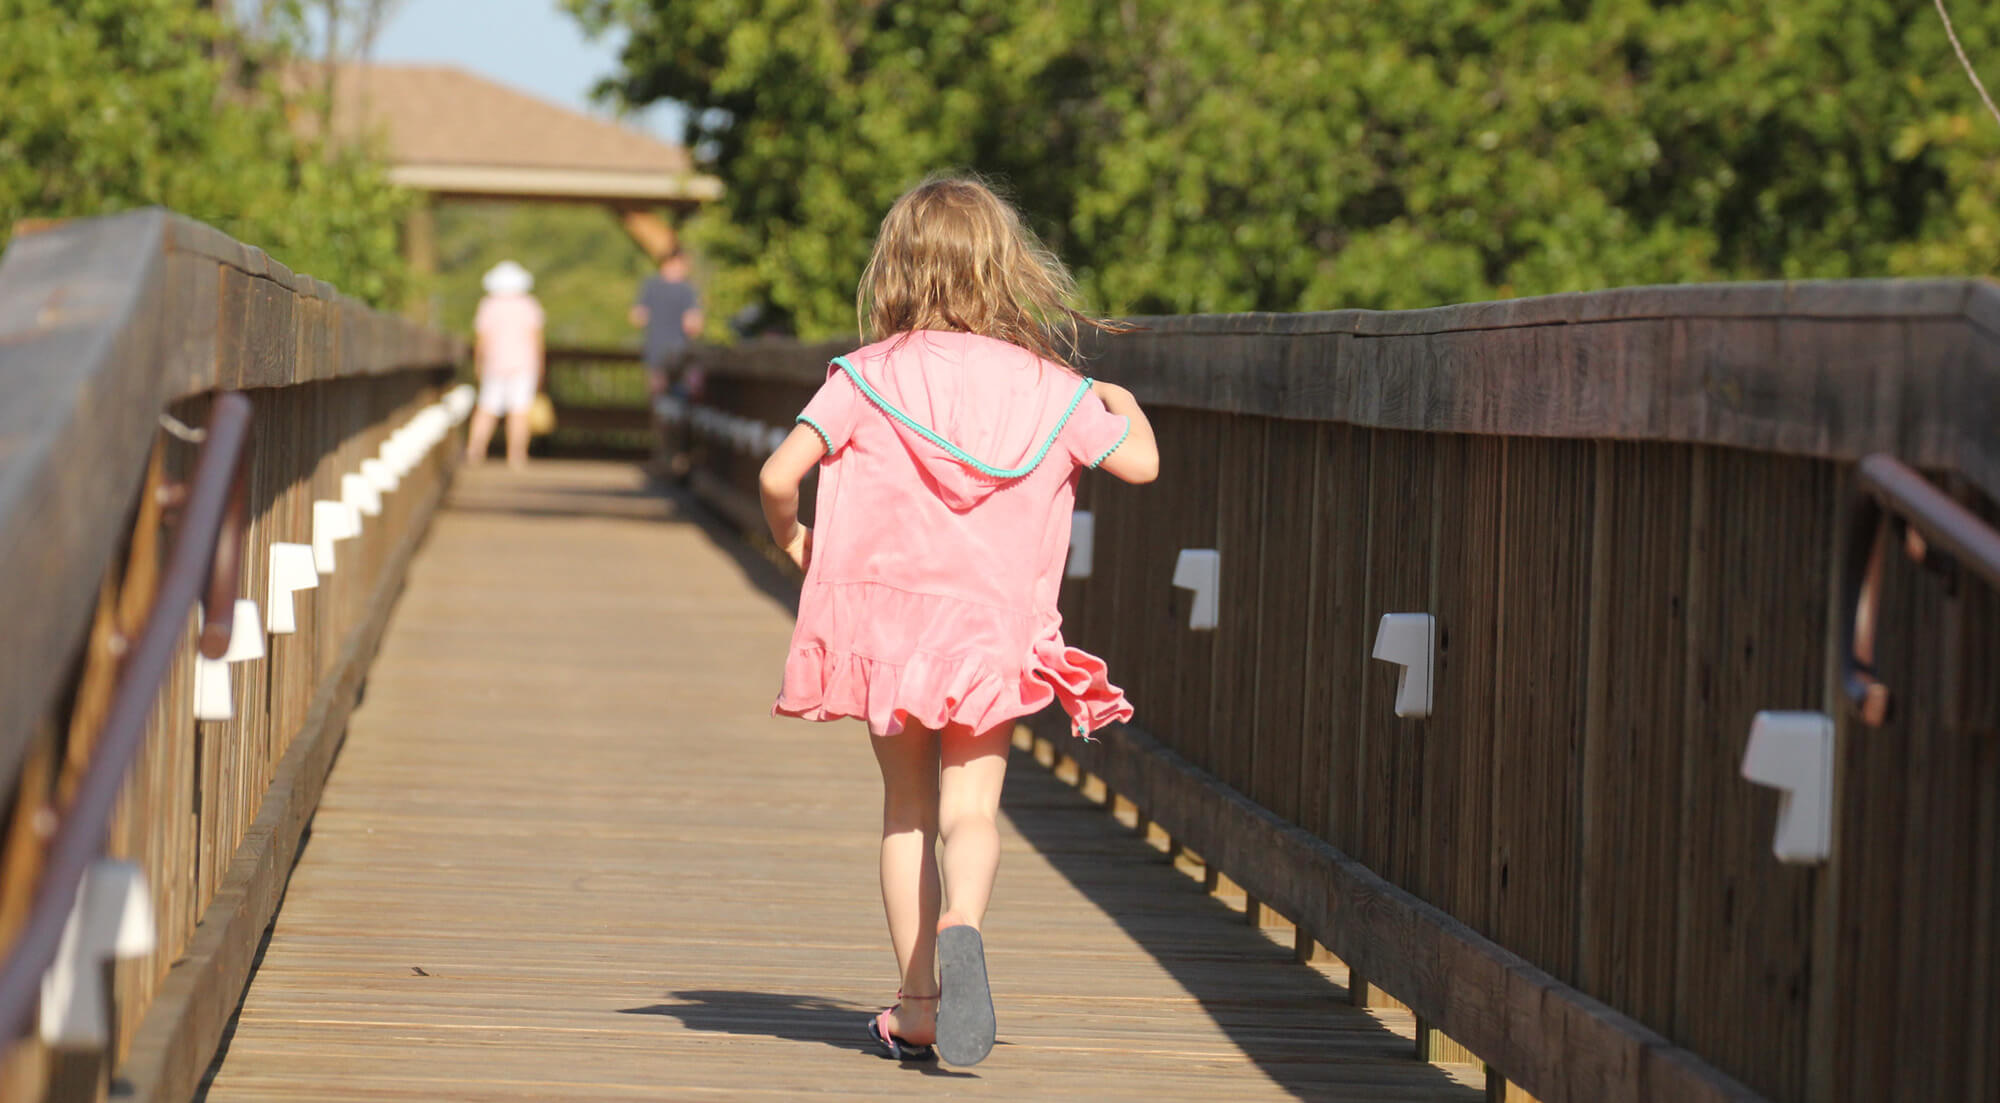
[630, 250, 705, 396]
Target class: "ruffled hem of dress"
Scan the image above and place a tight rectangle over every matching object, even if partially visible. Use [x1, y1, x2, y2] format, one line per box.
[773, 632, 1131, 740]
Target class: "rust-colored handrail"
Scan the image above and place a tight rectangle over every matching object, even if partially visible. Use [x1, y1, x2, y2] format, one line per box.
[0, 392, 252, 1043]
[1840, 453, 2000, 726]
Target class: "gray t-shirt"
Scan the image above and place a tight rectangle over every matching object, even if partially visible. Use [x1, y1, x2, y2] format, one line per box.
[637, 277, 699, 368]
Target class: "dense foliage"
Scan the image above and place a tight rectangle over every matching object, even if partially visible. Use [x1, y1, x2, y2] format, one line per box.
[0, 0, 410, 306]
[568, 0, 2000, 337]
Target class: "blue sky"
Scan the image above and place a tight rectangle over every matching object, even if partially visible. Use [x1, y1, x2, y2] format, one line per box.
[368, 0, 689, 142]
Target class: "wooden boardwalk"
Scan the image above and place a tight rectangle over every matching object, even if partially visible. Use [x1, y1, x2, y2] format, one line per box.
[198, 461, 1484, 1101]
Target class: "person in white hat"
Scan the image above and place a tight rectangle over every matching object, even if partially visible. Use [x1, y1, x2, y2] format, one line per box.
[466, 260, 545, 469]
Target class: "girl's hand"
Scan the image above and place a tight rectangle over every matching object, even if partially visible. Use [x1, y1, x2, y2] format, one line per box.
[783, 525, 813, 572]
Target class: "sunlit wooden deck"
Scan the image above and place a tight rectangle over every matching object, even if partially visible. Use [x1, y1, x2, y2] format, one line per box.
[196, 461, 1483, 1101]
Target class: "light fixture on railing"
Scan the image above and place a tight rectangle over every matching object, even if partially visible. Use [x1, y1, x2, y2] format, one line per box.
[443, 384, 476, 423]
[266, 543, 319, 633]
[1741, 710, 1834, 865]
[342, 472, 382, 518]
[39, 860, 154, 1047]
[1067, 511, 1094, 579]
[362, 457, 398, 495]
[191, 599, 263, 722]
[1172, 549, 1220, 630]
[1371, 613, 1435, 719]
[313, 499, 361, 574]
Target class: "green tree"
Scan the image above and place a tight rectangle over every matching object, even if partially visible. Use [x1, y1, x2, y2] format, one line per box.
[0, 0, 411, 307]
[569, 0, 2000, 335]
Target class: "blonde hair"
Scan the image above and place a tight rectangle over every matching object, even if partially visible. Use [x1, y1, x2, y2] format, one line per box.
[858, 174, 1121, 366]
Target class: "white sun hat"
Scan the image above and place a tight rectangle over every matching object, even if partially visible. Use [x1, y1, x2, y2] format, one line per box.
[482, 259, 534, 295]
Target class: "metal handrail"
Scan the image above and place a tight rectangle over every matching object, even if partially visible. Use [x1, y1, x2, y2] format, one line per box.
[1839, 453, 2000, 726]
[0, 393, 252, 1042]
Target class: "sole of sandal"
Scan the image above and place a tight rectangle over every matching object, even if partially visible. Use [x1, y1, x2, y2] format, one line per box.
[936, 925, 996, 1066]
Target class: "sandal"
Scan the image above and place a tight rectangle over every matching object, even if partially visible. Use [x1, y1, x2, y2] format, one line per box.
[936, 925, 996, 1066]
[865, 991, 937, 1062]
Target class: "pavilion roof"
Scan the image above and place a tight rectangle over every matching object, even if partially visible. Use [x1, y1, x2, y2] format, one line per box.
[307, 63, 721, 206]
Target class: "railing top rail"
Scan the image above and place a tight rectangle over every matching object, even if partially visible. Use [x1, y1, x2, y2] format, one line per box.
[0, 209, 463, 795]
[691, 277, 2000, 506]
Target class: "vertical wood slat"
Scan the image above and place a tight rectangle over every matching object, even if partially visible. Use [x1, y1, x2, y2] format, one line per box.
[1358, 430, 1435, 889]
[1575, 442, 1692, 1024]
[1958, 559, 2000, 1103]
[1425, 435, 1504, 933]
[1489, 440, 1595, 989]
[1249, 422, 1321, 825]
[1209, 417, 1267, 801]
[1674, 450, 1831, 1102]
[1302, 424, 1373, 851]
[1153, 410, 1224, 773]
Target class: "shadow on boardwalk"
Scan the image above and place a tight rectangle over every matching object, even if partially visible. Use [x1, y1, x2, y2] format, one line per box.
[998, 751, 1482, 1101]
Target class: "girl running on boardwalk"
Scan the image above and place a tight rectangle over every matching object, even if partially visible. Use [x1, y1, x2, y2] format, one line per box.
[758, 175, 1159, 1067]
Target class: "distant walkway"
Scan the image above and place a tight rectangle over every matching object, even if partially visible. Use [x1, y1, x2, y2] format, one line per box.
[199, 461, 1482, 1101]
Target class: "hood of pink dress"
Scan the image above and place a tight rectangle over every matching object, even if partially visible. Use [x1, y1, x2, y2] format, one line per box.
[840, 332, 1092, 510]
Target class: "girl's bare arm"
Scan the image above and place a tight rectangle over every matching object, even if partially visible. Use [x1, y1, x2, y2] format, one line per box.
[1091, 382, 1159, 484]
[759, 424, 826, 569]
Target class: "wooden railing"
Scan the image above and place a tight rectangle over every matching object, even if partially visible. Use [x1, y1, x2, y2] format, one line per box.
[675, 280, 2000, 1103]
[0, 210, 462, 1102]
[539, 345, 652, 455]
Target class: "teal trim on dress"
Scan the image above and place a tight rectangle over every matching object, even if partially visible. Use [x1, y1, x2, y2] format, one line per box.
[1088, 421, 1131, 469]
[796, 414, 834, 455]
[830, 355, 1092, 480]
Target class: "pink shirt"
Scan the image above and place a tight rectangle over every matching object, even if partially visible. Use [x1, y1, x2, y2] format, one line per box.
[774, 330, 1134, 739]
[473, 293, 545, 379]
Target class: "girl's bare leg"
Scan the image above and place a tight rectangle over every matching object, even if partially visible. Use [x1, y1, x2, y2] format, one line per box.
[936, 722, 1010, 932]
[464, 408, 498, 463]
[871, 724, 941, 1042]
[504, 408, 531, 469]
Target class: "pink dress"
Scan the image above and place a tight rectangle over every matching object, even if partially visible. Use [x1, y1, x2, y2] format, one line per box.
[775, 330, 1135, 739]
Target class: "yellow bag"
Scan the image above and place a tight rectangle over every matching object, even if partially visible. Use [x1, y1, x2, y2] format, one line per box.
[528, 392, 557, 436]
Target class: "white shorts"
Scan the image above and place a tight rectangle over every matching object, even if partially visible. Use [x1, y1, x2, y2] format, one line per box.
[477, 376, 537, 415]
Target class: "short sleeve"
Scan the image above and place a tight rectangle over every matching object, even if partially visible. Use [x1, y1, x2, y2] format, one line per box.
[796, 365, 862, 456]
[526, 297, 545, 328]
[1064, 384, 1131, 469]
[472, 297, 494, 336]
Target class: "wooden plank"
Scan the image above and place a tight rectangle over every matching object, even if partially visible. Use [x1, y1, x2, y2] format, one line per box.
[1358, 430, 1435, 888]
[1248, 421, 1320, 824]
[1672, 449, 1830, 1102]
[1208, 417, 1268, 799]
[1488, 440, 1595, 984]
[1575, 442, 1692, 1029]
[1424, 436, 1503, 931]
[1884, 544, 1967, 1103]
[1301, 425, 1373, 850]
[1154, 409, 1222, 774]
[1956, 538, 2000, 1103]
